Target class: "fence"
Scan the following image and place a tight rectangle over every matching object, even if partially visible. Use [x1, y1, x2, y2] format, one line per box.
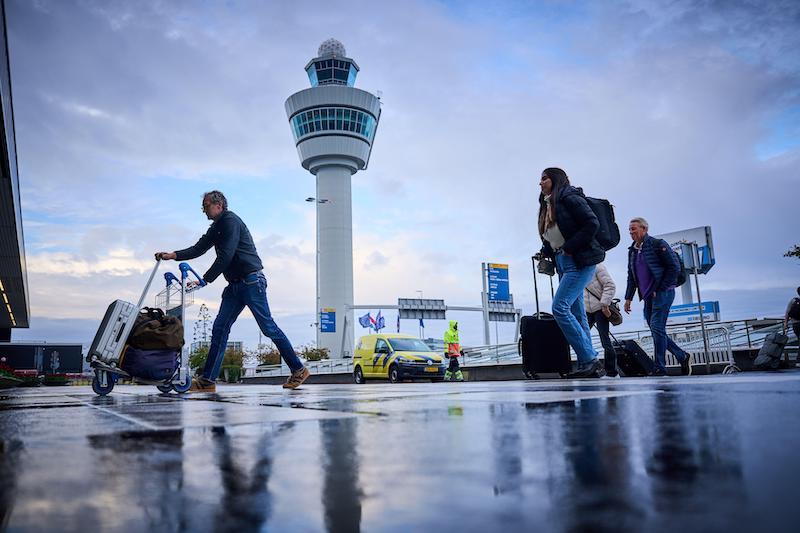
[249, 318, 797, 377]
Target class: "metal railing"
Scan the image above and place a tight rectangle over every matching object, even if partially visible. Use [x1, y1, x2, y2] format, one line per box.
[246, 318, 797, 377]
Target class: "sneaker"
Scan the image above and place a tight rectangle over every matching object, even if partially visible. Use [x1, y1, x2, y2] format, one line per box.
[283, 367, 310, 389]
[568, 359, 606, 378]
[189, 376, 216, 393]
[680, 353, 692, 376]
[601, 373, 621, 379]
[650, 368, 667, 377]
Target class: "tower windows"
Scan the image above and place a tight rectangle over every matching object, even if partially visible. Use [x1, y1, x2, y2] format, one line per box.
[291, 107, 377, 143]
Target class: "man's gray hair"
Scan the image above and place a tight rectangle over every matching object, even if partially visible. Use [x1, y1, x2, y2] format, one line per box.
[203, 190, 228, 211]
[630, 217, 649, 230]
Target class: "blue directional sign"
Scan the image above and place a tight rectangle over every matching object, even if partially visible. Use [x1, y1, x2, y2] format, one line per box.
[320, 308, 336, 333]
[667, 301, 720, 325]
[487, 263, 510, 302]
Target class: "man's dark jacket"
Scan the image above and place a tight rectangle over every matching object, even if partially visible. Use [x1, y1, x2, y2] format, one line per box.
[540, 186, 605, 268]
[175, 211, 263, 283]
[624, 234, 680, 301]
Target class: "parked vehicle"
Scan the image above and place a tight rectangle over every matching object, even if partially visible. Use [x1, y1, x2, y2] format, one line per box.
[353, 333, 445, 383]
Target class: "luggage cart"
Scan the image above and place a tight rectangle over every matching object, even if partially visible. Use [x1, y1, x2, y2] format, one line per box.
[88, 259, 206, 395]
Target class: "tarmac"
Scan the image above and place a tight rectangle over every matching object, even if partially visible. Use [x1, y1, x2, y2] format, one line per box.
[2, 373, 800, 532]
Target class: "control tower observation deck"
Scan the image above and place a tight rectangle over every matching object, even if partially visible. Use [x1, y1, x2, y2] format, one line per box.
[285, 39, 381, 358]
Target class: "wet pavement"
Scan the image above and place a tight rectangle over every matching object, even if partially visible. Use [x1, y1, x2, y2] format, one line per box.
[2, 374, 800, 532]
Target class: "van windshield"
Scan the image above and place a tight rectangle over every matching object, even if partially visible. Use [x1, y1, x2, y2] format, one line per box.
[388, 338, 432, 352]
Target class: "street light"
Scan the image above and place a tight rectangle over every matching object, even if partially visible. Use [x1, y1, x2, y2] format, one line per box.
[306, 197, 329, 348]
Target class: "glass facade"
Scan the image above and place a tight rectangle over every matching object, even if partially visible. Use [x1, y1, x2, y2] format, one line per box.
[291, 107, 377, 143]
[306, 58, 358, 87]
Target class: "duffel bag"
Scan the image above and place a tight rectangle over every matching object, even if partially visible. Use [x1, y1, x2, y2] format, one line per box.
[128, 307, 184, 350]
[120, 347, 179, 381]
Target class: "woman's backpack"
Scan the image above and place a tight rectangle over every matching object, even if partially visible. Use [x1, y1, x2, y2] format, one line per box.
[584, 196, 620, 251]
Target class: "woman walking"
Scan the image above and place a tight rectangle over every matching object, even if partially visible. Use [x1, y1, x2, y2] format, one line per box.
[537, 167, 606, 378]
[584, 263, 618, 377]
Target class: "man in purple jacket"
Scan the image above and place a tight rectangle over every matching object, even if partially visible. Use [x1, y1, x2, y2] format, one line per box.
[623, 217, 692, 376]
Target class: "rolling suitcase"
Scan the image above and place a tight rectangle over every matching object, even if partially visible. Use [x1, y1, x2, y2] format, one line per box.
[518, 256, 571, 378]
[87, 261, 164, 365]
[610, 332, 655, 376]
[753, 332, 789, 370]
[87, 300, 138, 364]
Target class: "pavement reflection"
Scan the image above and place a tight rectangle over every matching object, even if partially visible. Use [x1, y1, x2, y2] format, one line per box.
[0, 375, 799, 531]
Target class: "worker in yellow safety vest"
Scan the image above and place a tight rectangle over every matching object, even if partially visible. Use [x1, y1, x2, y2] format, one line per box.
[443, 320, 464, 382]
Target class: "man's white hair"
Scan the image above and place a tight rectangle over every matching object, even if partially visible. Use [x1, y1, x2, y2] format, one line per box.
[630, 217, 649, 230]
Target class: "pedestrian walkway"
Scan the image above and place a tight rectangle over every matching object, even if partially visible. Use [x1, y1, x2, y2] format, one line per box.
[2, 373, 800, 531]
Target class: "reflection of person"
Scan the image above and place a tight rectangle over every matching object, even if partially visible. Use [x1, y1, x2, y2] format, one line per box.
[156, 191, 309, 392]
[784, 287, 800, 342]
[537, 167, 605, 378]
[623, 217, 691, 376]
[443, 320, 464, 382]
[584, 263, 618, 377]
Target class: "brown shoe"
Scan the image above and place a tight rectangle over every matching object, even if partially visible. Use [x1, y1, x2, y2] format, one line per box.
[283, 367, 310, 389]
[189, 376, 216, 393]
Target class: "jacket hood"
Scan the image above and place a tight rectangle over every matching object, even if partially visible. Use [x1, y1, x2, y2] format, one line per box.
[448, 320, 458, 330]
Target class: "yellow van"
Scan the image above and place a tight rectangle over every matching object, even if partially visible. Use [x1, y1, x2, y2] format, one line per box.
[353, 333, 445, 383]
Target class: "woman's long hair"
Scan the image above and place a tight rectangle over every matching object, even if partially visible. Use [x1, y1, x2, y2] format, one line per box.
[537, 167, 570, 236]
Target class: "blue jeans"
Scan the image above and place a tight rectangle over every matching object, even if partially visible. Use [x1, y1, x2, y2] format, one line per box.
[203, 272, 302, 381]
[643, 288, 689, 372]
[553, 253, 598, 364]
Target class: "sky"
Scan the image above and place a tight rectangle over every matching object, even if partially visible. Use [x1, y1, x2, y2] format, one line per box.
[6, 0, 800, 354]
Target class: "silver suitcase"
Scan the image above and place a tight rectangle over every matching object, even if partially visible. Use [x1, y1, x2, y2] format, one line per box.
[86, 261, 163, 365]
[87, 300, 138, 364]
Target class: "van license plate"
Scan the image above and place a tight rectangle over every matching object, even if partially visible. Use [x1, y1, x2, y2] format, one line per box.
[425, 366, 438, 373]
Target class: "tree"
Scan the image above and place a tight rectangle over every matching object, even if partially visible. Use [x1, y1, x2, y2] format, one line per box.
[189, 345, 209, 371]
[246, 342, 281, 366]
[785, 245, 800, 260]
[298, 344, 330, 362]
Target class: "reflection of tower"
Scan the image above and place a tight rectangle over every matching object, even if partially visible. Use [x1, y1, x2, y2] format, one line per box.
[285, 38, 381, 358]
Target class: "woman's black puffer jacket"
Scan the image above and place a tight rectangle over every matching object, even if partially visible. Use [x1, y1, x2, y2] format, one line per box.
[540, 186, 605, 268]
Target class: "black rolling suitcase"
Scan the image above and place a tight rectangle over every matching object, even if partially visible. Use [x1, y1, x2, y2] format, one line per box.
[610, 332, 655, 376]
[518, 256, 571, 378]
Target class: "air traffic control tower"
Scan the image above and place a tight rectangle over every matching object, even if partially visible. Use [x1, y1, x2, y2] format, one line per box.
[285, 39, 381, 358]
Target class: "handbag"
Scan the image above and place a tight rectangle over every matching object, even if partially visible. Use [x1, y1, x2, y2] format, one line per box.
[585, 286, 623, 326]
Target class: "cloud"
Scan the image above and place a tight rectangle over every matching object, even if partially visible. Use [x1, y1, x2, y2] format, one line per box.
[6, 0, 799, 349]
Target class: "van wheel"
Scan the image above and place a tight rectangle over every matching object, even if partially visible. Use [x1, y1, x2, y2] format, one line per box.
[354, 366, 366, 384]
[389, 365, 401, 383]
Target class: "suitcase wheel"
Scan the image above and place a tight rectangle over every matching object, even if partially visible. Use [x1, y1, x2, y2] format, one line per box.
[92, 371, 115, 396]
[523, 369, 537, 380]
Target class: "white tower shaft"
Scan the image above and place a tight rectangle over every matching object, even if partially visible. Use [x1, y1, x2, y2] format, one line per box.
[317, 166, 354, 358]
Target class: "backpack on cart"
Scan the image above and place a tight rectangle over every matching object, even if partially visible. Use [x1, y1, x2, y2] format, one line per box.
[127, 307, 184, 351]
[120, 346, 179, 381]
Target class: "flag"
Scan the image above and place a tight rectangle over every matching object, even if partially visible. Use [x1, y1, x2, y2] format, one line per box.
[359, 312, 372, 329]
[396, 314, 400, 333]
[419, 317, 424, 328]
[375, 311, 385, 331]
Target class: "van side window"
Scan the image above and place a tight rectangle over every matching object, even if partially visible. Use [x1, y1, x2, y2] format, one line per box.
[375, 339, 388, 353]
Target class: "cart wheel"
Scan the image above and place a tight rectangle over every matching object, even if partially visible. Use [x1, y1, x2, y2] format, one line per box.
[173, 374, 192, 394]
[157, 384, 174, 393]
[92, 372, 115, 396]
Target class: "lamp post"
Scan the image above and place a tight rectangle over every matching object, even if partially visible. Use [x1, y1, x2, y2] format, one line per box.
[306, 197, 329, 349]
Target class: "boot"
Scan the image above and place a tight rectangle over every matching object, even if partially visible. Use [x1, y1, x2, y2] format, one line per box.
[454, 370, 464, 382]
[444, 370, 453, 381]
